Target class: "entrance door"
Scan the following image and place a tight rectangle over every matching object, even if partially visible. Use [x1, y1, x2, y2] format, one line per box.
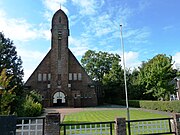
[53, 92, 66, 106]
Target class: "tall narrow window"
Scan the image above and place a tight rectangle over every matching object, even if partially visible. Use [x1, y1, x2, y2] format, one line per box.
[57, 74, 61, 86]
[47, 84, 51, 88]
[73, 73, 77, 80]
[78, 73, 82, 80]
[69, 73, 72, 80]
[59, 16, 61, 23]
[58, 39, 61, 59]
[38, 73, 42, 81]
[58, 31, 62, 40]
[43, 73, 47, 81]
[48, 73, 51, 81]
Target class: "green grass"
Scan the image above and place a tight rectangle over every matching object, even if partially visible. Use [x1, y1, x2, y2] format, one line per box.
[63, 109, 170, 123]
[61, 109, 172, 135]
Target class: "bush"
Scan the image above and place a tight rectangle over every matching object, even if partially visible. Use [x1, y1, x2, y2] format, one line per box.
[17, 95, 42, 117]
[29, 90, 42, 103]
[111, 99, 180, 113]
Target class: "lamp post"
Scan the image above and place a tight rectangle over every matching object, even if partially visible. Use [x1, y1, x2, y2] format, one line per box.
[120, 25, 130, 121]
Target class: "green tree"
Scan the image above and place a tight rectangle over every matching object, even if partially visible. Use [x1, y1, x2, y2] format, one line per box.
[137, 54, 176, 100]
[102, 60, 125, 102]
[81, 50, 121, 82]
[0, 69, 16, 115]
[0, 32, 24, 113]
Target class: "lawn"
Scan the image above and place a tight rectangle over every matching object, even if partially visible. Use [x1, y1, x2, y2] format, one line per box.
[61, 109, 172, 135]
[63, 109, 170, 123]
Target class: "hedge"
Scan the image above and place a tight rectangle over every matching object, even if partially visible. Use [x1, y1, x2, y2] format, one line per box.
[111, 99, 180, 113]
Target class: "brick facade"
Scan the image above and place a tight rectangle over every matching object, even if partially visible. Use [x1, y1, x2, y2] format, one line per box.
[25, 9, 98, 107]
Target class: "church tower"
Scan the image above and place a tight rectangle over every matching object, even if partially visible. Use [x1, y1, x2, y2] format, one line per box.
[50, 10, 72, 106]
[25, 9, 99, 107]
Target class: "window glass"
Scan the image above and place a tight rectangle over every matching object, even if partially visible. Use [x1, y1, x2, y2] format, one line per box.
[73, 73, 77, 80]
[38, 73, 42, 81]
[43, 73, 47, 81]
[48, 73, 51, 81]
[78, 73, 82, 80]
[69, 73, 72, 80]
[47, 84, 51, 88]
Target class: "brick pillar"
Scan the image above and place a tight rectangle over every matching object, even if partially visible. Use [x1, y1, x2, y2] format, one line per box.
[115, 117, 126, 135]
[173, 113, 180, 135]
[45, 113, 60, 135]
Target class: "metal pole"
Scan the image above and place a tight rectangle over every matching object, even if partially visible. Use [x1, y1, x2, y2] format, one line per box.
[120, 25, 130, 121]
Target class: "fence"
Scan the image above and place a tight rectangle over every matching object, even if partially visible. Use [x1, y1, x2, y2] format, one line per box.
[60, 121, 115, 135]
[16, 117, 45, 135]
[127, 117, 176, 135]
[4, 113, 180, 135]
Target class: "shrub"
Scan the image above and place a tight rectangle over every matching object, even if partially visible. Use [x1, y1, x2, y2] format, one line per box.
[112, 99, 180, 113]
[17, 95, 42, 117]
[29, 90, 42, 103]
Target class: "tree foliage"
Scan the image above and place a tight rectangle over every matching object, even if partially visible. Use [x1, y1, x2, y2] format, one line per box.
[0, 69, 16, 115]
[0, 32, 24, 113]
[81, 50, 125, 102]
[136, 54, 176, 100]
[81, 50, 121, 82]
[102, 60, 125, 101]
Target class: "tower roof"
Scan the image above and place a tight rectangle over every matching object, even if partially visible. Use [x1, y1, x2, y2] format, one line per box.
[52, 9, 69, 28]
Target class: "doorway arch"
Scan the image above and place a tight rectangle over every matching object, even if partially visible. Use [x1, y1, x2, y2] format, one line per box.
[53, 91, 66, 106]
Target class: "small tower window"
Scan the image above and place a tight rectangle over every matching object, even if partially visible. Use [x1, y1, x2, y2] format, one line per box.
[58, 31, 62, 39]
[59, 16, 61, 23]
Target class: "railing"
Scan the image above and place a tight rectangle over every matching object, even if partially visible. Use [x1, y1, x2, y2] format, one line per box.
[127, 117, 176, 135]
[16, 117, 45, 135]
[60, 121, 115, 135]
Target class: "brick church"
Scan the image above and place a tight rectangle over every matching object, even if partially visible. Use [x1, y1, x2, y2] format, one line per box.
[25, 9, 101, 107]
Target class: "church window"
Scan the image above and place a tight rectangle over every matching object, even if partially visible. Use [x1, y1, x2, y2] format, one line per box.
[47, 84, 51, 88]
[69, 73, 72, 80]
[38, 73, 42, 81]
[78, 73, 82, 80]
[58, 31, 62, 40]
[48, 73, 51, 81]
[43, 73, 47, 81]
[58, 74, 61, 80]
[59, 16, 61, 23]
[73, 73, 77, 80]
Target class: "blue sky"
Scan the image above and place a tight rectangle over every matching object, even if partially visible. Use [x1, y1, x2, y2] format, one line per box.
[0, 0, 180, 81]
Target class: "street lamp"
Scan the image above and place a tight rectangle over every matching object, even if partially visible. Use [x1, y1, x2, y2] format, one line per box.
[120, 25, 130, 121]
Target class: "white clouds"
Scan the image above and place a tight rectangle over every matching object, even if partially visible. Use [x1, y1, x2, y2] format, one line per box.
[85, 14, 114, 37]
[71, 0, 104, 15]
[69, 36, 89, 57]
[0, 8, 51, 81]
[42, 0, 68, 21]
[17, 48, 48, 81]
[0, 9, 50, 42]
[0, 9, 37, 42]
[120, 51, 141, 70]
[124, 27, 151, 44]
[172, 52, 180, 70]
